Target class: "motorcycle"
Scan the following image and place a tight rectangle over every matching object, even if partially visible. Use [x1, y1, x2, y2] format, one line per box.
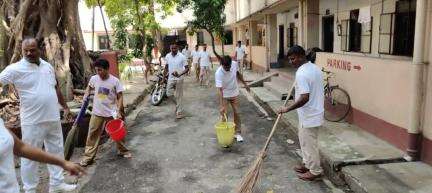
[150, 63, 167, 106]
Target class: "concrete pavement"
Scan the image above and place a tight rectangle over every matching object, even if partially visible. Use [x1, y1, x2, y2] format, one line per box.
[245, 70, 432, 193]
[77, 72, 347, 193]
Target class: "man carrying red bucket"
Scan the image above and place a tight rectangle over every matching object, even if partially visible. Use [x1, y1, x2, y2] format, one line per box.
[79, 59, 132, 167]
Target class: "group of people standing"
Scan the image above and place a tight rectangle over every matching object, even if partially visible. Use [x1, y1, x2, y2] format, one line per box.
[0, 37, 130, 193]
[164, 42, 324, 181]
[0, 36, 324, 193]
[181, 44, 212, 86]
[162, 41, 250, 141]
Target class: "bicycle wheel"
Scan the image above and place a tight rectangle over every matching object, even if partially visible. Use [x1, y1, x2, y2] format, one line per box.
[324, 87, 351, 122]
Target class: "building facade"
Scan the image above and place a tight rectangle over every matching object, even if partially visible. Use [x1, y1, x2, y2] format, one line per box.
[185, 0, 432, 165]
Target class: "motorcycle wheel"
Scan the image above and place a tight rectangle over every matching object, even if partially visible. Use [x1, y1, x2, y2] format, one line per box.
[151, 83, 165, 106]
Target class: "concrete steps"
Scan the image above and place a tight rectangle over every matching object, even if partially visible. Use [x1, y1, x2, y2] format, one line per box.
[342, 162, 432, 193]
[246, 72, 426, 192]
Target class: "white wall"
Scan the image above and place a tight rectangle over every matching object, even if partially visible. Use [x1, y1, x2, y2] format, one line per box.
[237, 0, 251, 20]
[226, 0, 237, 25]
[251, 46, 267, 71]
[79, 1, 113, 33]
[250, 0, 266, 14]
[266, 0, 280, 5]
[316, 52, 413, 130]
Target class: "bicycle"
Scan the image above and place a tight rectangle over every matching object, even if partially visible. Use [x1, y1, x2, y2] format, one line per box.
[322, 68, 351, 122]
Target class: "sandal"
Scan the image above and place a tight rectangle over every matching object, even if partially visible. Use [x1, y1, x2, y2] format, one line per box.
[118, 152, 132, 158]
[79, 160, 92, 167]
[176, 113, 185, 119]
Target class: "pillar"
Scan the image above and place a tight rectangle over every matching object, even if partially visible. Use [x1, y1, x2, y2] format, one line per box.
[298, 0, 305, 47]
[304, 0, 320, 48]
[265, 14, 277, 71]
[249, 21, 258, 46]
[407, 0, 427, 161]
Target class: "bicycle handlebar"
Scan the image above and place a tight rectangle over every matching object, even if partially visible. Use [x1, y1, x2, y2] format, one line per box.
[321, 67, 332, 74]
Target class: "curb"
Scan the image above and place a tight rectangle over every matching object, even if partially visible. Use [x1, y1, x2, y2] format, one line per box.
[124, 83, 155, 116]
[249, 89, 349, 187]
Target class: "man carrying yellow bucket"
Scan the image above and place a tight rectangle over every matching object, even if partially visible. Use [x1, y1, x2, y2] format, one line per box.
[215, 56, 250, 142]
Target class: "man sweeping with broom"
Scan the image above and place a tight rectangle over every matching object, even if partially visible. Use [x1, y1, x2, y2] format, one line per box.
[236, 45, 323, 192]
[278, 45, 324, 181]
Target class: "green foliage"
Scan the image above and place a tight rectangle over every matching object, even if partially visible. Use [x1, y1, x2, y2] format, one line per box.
[131, 49, 143, 58]
[118, 62, 133, 80]
[145, 35, 154, 57]
[129, 33, 144, 58]
[111, 17, 130, 50]
[119, 53, 133, 63]
[178, 0, 227, 58]
[86, 0, 180, 59]
[118, 62, 129, 74]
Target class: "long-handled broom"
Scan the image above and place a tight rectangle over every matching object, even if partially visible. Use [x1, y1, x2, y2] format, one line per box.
[236, 81, 296, 193]
[64, 96, 91, 160]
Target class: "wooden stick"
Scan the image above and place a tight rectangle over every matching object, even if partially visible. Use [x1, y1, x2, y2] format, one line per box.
[262, 81, 296, 152]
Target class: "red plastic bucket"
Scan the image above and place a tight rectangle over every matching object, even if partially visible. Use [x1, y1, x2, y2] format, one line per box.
[105, 119, 126, 141]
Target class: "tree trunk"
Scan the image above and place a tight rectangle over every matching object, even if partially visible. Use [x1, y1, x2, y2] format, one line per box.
[2, 0, 93, 100]
[97, 0, 111, 50]
[206, 29, 221, 60]
[221, 38, 225, 56]
[133, 0, 148, 64]
[0, 5, 7, 70]
[150, 0, 162, 58]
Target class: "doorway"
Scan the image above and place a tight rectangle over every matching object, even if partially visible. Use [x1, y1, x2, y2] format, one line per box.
[322, 15, 334, 52]
[278, 25, 285, 59]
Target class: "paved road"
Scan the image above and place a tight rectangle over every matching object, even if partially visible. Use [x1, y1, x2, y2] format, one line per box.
[80, 75, 339, 193]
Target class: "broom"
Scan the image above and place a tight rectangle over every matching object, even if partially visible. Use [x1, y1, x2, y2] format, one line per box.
[236, 81, 296, 193]
[64, 96, 91, 160]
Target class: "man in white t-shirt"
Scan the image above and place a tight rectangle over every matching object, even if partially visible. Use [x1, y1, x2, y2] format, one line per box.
[191, 45, 201, 82]
[278, 45, 324, 181]
[80, 59, 131, 166]
[0, 118, 86, 193]
[234, 41, 246, 72]
[0, 38, 76, 193]
[215, 56, 250, 142]
[199, 44, 212, 86]
[165, 44, 190, 119]
[181, 44, 192, 75]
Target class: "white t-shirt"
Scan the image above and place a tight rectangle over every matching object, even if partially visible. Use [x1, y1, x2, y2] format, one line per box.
[295, 62, 324, 128]
[182, 49, 191, 59]
[165, 52, 187, 80]
[235, 46, 245, 60]
[0, 119, 20, 193]
[215, 61, 240, 98]
[191, 50, 200, 64]
[199, 51, 211, 67]
[0, 58, 60, 125]
[89, 75, 124, 118]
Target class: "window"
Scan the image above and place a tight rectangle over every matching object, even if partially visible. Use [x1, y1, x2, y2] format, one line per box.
[379, 0, 416, 56]
[258, 28, 264, 46]
[349, 10, 362, 52]
[340, 9, 372, 53]
[98, 35, 110, 50]
[360, 20, 373, 53]
[340, 20, 349, 51]
[196, 31, 204, 45]
[287, 23, 298, 48]
[378, 14, 394, 54]
[223, 30, 233, 45]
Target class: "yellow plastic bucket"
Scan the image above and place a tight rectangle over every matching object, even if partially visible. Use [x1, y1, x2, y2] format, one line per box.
[215, 114, 235, 148]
